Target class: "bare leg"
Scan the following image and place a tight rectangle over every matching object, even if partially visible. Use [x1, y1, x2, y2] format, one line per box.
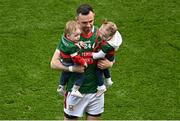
[64, 113, 78, 120]
[64, 116, 78, 120]
[86, 115, 100, 120]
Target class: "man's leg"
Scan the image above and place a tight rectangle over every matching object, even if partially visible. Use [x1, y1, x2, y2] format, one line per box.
[64, 92, 88, 119]
[64, 112, 78, 120]
[85, 94, 104, 120]
[86, 113, 101, 120]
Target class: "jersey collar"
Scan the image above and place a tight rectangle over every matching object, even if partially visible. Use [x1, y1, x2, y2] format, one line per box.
[81, 26, 94, 38]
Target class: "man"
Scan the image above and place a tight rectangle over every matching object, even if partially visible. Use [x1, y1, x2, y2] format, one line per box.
[51, 4, 114, 120]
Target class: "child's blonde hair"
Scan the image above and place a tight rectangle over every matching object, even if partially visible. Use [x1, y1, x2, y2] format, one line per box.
[101, 20, 117, 36]
[64, 20, 79, 35]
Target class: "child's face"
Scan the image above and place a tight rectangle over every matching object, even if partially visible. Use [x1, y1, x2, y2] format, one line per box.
[99, 25, 111, 41]
[68, 27, 81, 42]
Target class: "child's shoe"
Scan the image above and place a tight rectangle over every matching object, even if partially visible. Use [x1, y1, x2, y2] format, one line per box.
[105, 78, 113, 87]
[96, 85, 107, 97]
[57, 85, 65, 96]
[71, 89, 83, 98]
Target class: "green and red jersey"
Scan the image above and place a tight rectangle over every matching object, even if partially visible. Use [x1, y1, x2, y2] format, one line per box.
[56, 34, 86, 66]
[57, 26, 101, 93]
[93, 31, 115, 61]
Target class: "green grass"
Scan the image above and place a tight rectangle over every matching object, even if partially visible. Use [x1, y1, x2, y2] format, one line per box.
[0, 0, 179, 120]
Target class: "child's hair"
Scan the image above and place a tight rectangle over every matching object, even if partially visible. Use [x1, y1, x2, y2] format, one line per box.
[101, 20, 117, 36]
[64, 20, 79, 35]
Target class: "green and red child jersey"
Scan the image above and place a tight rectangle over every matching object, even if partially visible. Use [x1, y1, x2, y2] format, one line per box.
[93, 31, 115, 61]
[56, 34, 86, 66]
[57, 26, 100, 93]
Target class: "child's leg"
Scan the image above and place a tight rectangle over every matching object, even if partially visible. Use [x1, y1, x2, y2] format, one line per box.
[57, 72, 71, 96]
[103, 69, 113, 87]
[103, 69, 110, 78]
[96, 68, 104, 86]
[71, 73, 84, 98]
[59, 71, 70, 86]
[74, 73, 85, 86]
[96, 68, 106, 97]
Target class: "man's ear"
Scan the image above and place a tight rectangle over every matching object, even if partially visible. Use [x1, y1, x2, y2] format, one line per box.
[76, 16, 79, 22]
[76, 17, 80, 24]
[75, 16, 78, 23]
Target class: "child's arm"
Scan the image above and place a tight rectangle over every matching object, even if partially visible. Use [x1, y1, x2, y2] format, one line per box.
[92, 50, 106, 59]
[50, 49, 85, 73]
[71, 52, 87, 67]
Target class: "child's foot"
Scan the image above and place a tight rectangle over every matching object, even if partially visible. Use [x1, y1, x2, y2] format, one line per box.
[57, 85, 65, 96]
[105, 79, 113, 87]
[96, 85, 107, 97]
[71, 90, 83, 98]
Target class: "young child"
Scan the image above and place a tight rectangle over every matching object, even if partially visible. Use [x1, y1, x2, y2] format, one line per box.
[56, 20, 87, 98]
[92, 20, 122, 96]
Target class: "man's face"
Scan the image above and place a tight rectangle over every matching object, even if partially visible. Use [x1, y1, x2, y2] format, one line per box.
[76, 11, 94, 34]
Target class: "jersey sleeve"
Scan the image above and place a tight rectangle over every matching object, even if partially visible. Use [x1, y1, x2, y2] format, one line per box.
[92, 50, 106, 59]
[100, 41, 114, 53]
[64, 45, 79, 55]
[57, 35, 80, 55]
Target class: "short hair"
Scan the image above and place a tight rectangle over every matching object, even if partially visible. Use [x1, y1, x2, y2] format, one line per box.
[102, 20, 117, 36]
[76, 4, 94, 16]
[64, 20, 79, 35]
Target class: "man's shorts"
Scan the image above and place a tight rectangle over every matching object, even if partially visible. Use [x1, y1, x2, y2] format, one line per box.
[64, 92, 104, 117]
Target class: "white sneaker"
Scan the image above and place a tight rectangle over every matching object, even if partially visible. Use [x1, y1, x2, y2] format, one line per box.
[71, 90, 83, 98]
[105, 80, 113, 87]
[57, 85, 65, 96]
[96, 85, 107, 97]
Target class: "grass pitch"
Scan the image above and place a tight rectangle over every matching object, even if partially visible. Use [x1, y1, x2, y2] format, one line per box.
[0, 0, 179, 120]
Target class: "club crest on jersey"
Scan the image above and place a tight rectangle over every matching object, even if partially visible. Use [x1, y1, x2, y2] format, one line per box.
[68, 105, 74, 111]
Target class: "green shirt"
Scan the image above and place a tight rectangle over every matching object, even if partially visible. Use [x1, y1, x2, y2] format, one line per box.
[56, 34, 80, 63]
[58, 34, 79, 55]
[59, 26, 100, 93]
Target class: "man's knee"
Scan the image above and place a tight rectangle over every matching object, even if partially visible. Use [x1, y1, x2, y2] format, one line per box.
[86, 112, 101, 116]
[86, 112, 101, 120]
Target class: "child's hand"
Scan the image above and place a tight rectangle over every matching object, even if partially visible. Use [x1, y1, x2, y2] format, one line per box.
[79, 41, 85, 48]
[84, 62, 88, 68]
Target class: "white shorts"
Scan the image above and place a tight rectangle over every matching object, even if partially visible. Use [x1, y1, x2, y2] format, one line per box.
[64, 92, 104, 117]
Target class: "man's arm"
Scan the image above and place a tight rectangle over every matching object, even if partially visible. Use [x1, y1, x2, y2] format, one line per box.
[50, 49, 85, 73]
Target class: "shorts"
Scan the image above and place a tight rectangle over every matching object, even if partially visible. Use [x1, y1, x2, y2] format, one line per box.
[64, 92, 104, 117]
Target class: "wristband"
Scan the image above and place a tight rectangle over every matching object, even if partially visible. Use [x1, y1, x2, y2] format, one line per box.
[68, 66, 73, 72]
[110, 62, 113, 67]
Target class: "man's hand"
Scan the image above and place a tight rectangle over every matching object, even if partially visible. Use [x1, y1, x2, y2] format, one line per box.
[72, 65, 85, 73]
[79, 41, 85, 48]
[97, 58, 114, 69]
[50, 50, 85, 73]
